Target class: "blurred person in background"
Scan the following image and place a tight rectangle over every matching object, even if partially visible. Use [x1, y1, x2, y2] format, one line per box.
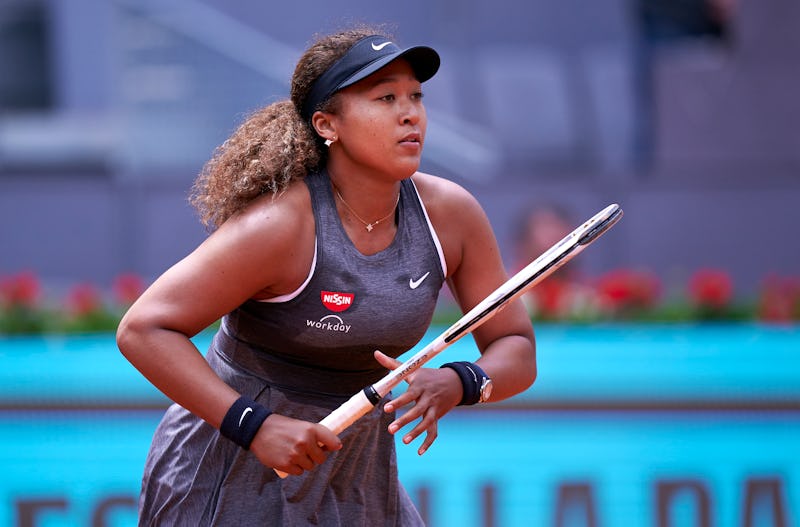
[117, 25, 536, 526]
[512, 204, 589, 320]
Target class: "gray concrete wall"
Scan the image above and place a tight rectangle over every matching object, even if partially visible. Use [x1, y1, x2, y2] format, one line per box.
[1, 0, 797, 299]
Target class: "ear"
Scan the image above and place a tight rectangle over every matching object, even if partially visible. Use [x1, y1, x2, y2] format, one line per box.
[311, 111, 337, 143]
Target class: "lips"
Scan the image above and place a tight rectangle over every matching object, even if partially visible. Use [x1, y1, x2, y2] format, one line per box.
[399, 132, 421, 144]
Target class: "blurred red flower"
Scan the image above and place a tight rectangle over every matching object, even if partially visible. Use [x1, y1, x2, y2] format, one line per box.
[0, 270, 41, 308]
[112, 273, 146, 306]
[688, 268, 733, 309]
[526, 277, 570, 319]
[66, 283, 103, 316]
[757, 274, 800, 323]
[596, 269, 660, 314]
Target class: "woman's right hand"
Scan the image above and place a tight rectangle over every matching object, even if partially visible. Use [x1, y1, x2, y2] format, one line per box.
[250, 414, 343, 476]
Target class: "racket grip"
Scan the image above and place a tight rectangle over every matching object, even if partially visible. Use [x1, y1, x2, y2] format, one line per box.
[273, 389, 377, 478]
[320, 389, 375, 434]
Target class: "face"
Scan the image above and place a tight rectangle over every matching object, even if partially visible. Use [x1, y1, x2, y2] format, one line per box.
[322, 59, 428, 180]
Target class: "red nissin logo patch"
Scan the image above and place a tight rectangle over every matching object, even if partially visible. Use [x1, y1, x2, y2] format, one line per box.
[320, 291, 354, 312]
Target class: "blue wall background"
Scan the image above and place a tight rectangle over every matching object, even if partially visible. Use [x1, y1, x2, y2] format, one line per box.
[2, 325, 798, 526]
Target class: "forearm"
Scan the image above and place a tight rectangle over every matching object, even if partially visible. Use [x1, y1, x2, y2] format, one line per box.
[117, 322, 238, 429]
[475, 333, 537, 402]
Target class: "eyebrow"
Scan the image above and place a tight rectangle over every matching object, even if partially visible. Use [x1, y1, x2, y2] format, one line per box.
[368, 77, 398, 88]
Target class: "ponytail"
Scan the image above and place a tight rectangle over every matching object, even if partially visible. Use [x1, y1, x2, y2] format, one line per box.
[189, 100, 322, 230]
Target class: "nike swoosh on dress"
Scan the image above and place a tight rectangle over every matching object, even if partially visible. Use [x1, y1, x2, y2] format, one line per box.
[409, 272, 431, 289]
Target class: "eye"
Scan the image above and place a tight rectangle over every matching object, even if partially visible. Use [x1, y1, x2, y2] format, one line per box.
[412, 91, 424, 101]
[379, 94, 396, 102]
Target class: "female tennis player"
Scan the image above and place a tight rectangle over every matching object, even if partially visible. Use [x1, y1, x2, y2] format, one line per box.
[117, 25, 536, 526]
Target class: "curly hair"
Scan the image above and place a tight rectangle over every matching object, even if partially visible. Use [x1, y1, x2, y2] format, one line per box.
[190, 25, 393, 230]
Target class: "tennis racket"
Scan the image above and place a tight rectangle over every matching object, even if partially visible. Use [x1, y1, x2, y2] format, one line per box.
[275, 203, 623, 477]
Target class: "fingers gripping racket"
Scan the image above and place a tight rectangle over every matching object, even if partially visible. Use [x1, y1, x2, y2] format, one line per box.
[275, 203, 623, 477]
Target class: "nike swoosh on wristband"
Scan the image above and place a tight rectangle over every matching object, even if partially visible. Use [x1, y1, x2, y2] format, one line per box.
[371, 41, 392, 51]
[409, 272, 431, 289]
[238, 407, 253, 427]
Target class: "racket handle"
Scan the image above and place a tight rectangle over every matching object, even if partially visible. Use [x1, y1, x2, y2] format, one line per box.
[320, 389, 375, 434]
[273, 389, 377, 478]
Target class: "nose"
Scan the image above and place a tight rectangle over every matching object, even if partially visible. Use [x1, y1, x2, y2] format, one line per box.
[400, 97, 422, 125]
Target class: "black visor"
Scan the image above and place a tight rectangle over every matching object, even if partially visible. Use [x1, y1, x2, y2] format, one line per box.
[301, 35, 440, 122]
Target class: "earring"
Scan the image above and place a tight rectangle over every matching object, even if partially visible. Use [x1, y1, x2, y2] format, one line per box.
[324, 137, 336, 147]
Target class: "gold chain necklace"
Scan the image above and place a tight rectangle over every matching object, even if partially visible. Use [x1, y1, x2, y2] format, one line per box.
[334, 187, 400, 232]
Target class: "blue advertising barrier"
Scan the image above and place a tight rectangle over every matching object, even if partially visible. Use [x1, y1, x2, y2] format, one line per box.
[1, 324, 798, 526]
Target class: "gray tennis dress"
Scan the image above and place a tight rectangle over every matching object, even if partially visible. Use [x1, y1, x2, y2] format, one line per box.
[138, 171, 447, 526]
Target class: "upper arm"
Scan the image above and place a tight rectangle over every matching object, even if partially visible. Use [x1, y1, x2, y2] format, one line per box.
[121, 184, 314, 338]
[414, 174, 534, 353]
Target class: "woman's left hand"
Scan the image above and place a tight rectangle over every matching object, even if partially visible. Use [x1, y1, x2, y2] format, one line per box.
[373, 350, 463, 455]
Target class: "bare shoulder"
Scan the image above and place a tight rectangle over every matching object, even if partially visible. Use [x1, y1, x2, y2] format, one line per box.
[122, 179, 315, 336]
[203, 178, 315, 297]
[410, 172, 485, 223]
[226, 178, 312, 242]
[410, 172, 494, 276]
